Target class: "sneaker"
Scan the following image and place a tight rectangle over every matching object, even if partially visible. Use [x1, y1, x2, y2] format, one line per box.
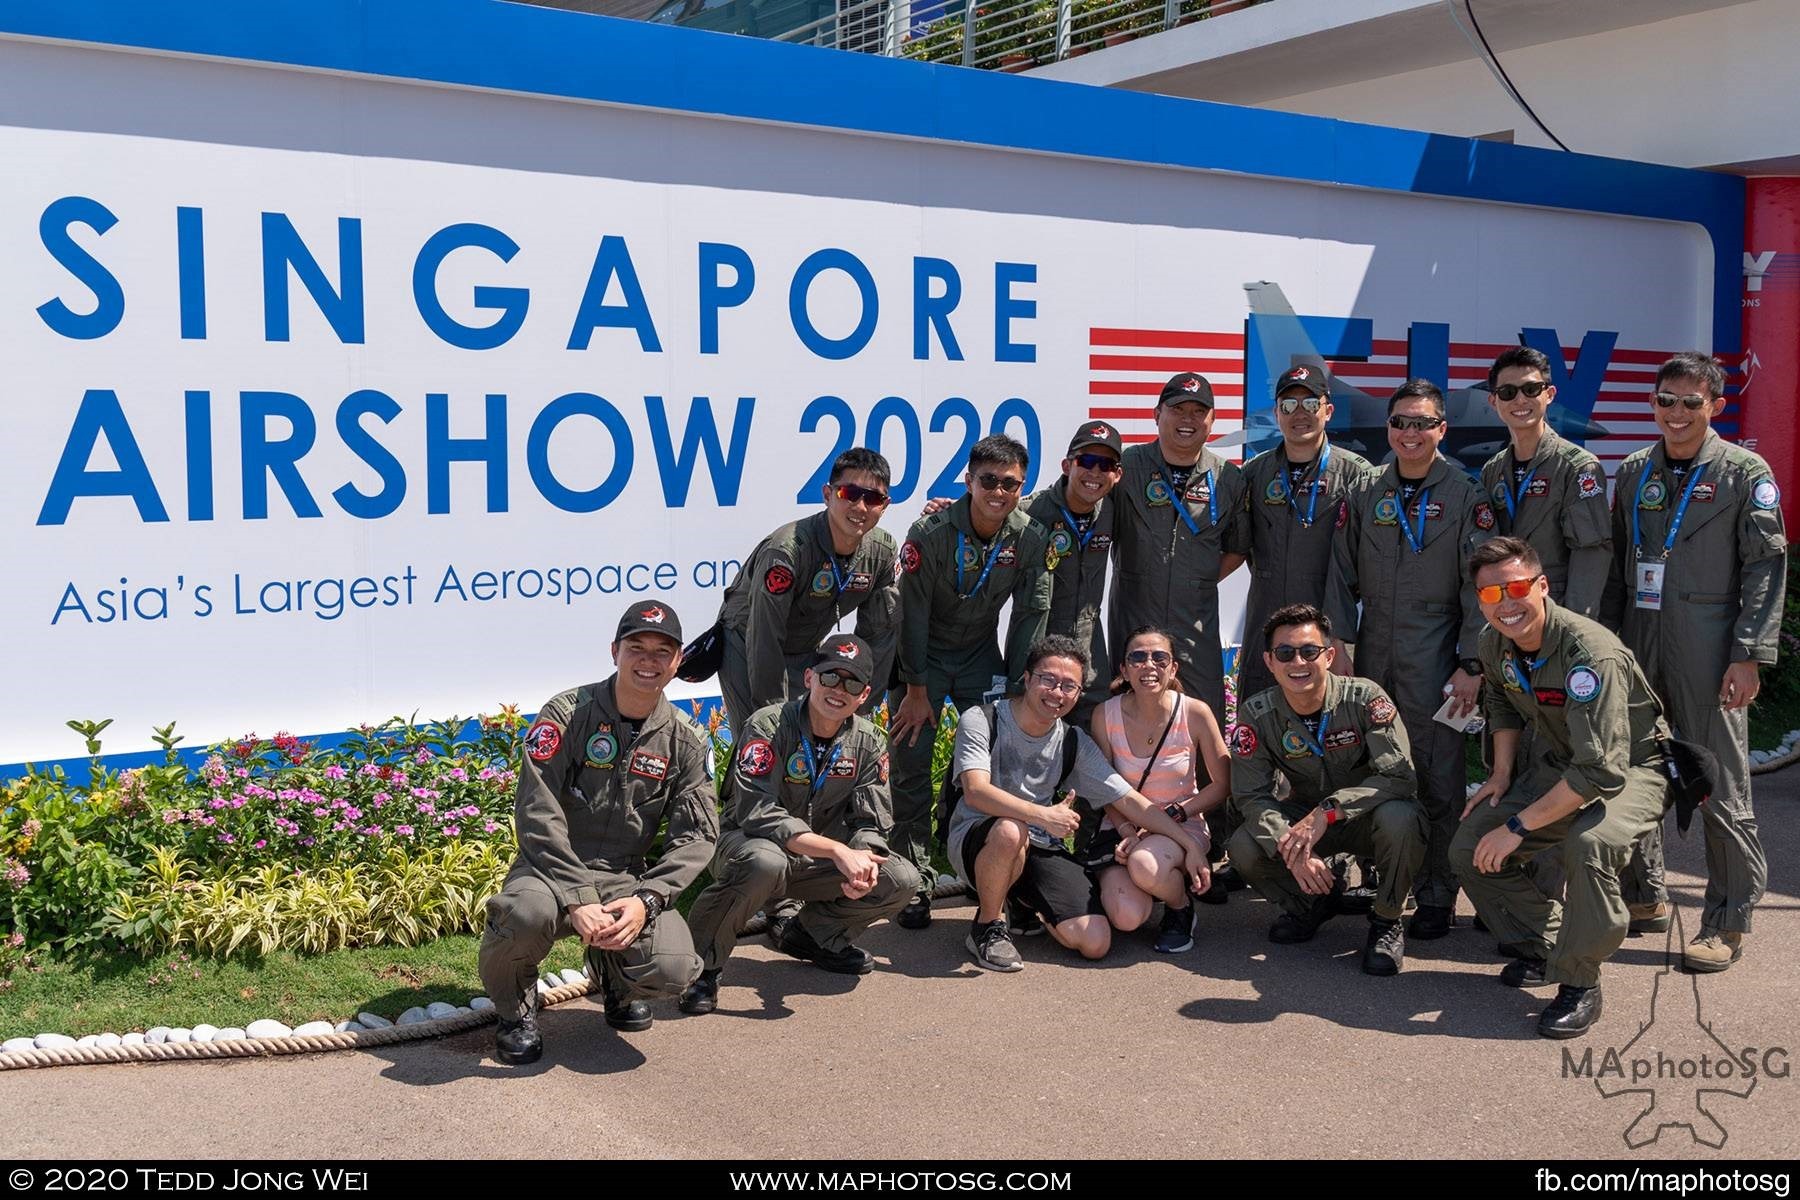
[493, 994, 542, 1065]
[1407, 904, 1454, 940]
[1683, 930, 1744, 974]
[896, 891, 932, 930]
[965, 919, 1024, 973]
[1500, 956, 1548, 988]
[1362, 917, 1405, 976]
[1153, 902, 1196, 955]
[1538, 984, 1603, 1039]
[1006, 897, 1045, 937]
[777, 922, 875, 975]
[1627, 902, 1672, 935]
[677, 970, 720, 1016]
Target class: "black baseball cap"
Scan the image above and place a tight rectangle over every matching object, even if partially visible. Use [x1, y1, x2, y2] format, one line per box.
[812, 634, 874, 685]
[1275, 362, 1329, 399]
[1066, 420, 1123, 457]
[1158, 372, 1215, 408]
[615, 599, 684, 646]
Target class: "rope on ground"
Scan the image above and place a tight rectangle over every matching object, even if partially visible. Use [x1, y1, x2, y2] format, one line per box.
[1750, 740, 1800, 775]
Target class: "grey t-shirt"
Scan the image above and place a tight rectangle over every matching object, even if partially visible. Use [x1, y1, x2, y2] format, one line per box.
[946, 701, 1133, 877]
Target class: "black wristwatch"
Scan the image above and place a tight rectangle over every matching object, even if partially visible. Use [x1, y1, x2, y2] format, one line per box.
[1459, 658, 1483, 676]
[1163, 802, 1189, 824]
[1505, 815, 1530, 837]
[632, 888, 664, 930]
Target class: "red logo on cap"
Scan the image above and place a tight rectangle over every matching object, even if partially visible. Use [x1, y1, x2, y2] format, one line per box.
[1089, 424, 1110, 439]
[835, 641, 860, 659]
[639, 605, 666, 624]
[1289, 366, 1309, 380]
[1182, 377, 1201, 393]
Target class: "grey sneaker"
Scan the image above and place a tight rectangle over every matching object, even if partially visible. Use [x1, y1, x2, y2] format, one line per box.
[966, 919, 1024, 973]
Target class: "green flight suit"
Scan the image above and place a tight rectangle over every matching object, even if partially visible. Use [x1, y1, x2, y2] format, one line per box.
[687, 699, 919, 972]
[1452, 601, 1670, 988]
[887, 495, 1052, 883]
[1479, 428, 1612, 618]
[1326, 454, 1496, 910]
[479, 679, 720, 1020]
[718, 511, 899, 732]
[1023, 477, 1115, 723]
[1601, 431, 1785, 934]
[1238, 440, 1379, 700]
[1108, 442, 1251, 721]
[1226, 674, 1425, 921]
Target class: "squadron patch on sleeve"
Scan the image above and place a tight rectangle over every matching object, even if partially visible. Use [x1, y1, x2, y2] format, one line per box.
[1230, 724, 1259, 758]
[1753, 478, 1781, 511]
[1367, 695, 1397, 725]
[738, 738, 775, 777]
[1577, 470, 1604, 500]
[764, 565, 794, 595]
[524, 719, 563, 763]
[1566, 665, 1602, 703]
[1474, 502, 1496, 531]
[900, 541, 923, 574]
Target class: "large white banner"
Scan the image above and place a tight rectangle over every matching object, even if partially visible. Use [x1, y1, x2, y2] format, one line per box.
[0, 42, 1713, 761]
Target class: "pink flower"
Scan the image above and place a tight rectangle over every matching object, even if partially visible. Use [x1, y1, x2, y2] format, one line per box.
[162, 810, 182, 824]
[313, 807, 329, 818]
[483, 820, 501, 833]
[324, 765, 347, 781]
[253, 840, 267, 849]
[414, 748, 431, 764]
[448, 767, 468, 782]
[417, 802, 436, 815]
[344, 807, 362, 821]
[443, 825, 460, 837]
[233, 767, 249, 779]
[217, 833, 235, 844]
[396, 825, 414, 836]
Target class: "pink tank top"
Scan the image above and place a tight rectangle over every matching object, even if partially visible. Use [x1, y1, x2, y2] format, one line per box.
[1100, 695, 1201, 804]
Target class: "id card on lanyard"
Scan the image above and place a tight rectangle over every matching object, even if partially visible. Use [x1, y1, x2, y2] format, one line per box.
[1163, 466, 1216, 538]
[1281, 443, 1331, 528]
[955, 531, 1006, 599]
[1631, 463, 1707, 611]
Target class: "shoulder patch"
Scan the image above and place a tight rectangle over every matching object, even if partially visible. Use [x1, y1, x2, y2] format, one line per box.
[1753, 478, 1780, 511]
[1566, 665, 1602, 703]
[1577, 470, 1604, 500]
[738, 738, 775, 777]
[1474, 502, 1496, 531]
[1335, 499, 1348, 529]
[1367, 695, 1397, 725]
[524, 719, 563, 762]
[764, 564, 794, 595]
[878, 752, 890, 784]
[1230, 724, 1259, 758]
[900, 540, 923, 574]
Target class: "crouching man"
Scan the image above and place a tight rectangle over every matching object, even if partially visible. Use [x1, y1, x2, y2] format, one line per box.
[1453, 538, 1669, 1040]
[681, 636, 918, 1014]
[479, 600, 719, 1064]
[1228, 604, 1426, 975]
[945, 635, 1209, 972]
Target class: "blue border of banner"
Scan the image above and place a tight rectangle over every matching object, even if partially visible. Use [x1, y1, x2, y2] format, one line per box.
[0, 0, 1744, 350]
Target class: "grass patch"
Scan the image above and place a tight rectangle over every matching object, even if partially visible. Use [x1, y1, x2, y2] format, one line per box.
[1749, 686, 1800, 753]
[0, 935, 591, 1040]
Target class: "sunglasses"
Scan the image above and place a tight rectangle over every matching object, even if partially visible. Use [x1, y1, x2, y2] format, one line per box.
[1476, 575, 1544, 604]
[1125, 649, 1173, 666]
[1277, 396, 1325, 415]
[815, 668, 865, 692]
[974, 472, 1025, 494]
[832, 482, 890, 508]
[1031, 672, 1081, 696]
[1388, 414, 1444, 432]
[1269, 644, 1327, 663]
[1653, 392, 1713, 411]
[1071, 453, 1122, 474]
[1492, 380, 1552, 402]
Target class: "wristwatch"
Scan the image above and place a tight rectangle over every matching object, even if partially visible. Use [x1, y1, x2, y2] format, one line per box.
[632, 888, 664, 930]
[1504, 815, 1530, 837]
[1163, 802, 1189, 824]
[1319, 799, 1340, 826]
[1459, 657, 1483, 676]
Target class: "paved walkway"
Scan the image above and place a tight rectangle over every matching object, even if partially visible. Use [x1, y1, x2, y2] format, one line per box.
[5, 773, 1798, 1160]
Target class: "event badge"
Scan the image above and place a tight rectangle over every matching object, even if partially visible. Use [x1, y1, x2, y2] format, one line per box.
[1634, 560, 1665, 611]
[982, 674, 1009, 702]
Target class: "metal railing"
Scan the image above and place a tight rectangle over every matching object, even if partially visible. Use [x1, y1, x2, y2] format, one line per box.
[775, 0, 1267, 69]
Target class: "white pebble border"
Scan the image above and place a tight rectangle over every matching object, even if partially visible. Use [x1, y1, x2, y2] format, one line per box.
[2, 969, 574, 1055]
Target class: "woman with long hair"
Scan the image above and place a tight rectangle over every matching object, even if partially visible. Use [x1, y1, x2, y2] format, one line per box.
[1087, 626, 1230, 953]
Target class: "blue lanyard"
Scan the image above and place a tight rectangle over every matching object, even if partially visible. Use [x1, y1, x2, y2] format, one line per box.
[955, 531, 1006, 599]
[1632, 462, 1708, 560]
[1399, 486, 1432, 554]
[1513, 652, 1548, 679]
[1295, 710, 1332, 758]
[1055, 501, 1096, 551]
[1161, 466, 1215, 537]
[1501, 456, 1540, 524]
[823, 553, 853, 597]
[1279, 443, 1331, 527]
[799, 732, 843, 797]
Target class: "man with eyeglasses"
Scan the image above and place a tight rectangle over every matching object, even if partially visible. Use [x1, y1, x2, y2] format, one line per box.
[1327, 379, 1496, 942]
[1227, 604, 1424, 975]
[1109, 371, 1251, 723]
[946, 636, 1209, 972]
[1455, 538, 1670, 1038]
[888, 434, 1052, 929]
[1023, 420, 1126, 724]
[1239, 362, 1379, 702]
[680, 636, 919, 1015]
[480, 600, 719, 1064]
[715, 447, 901, 735]
[1601, 352, 1786, 974]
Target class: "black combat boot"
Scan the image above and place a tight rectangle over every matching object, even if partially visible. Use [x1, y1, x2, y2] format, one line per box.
[1500, 956, 1548, 987]
[678, 969, 720, 1016]
[1537, 984, 1602, 1039]
[493, 992, 542, 1065]
[1407, 904, 1454, 940]
[778, 921, 875, 975]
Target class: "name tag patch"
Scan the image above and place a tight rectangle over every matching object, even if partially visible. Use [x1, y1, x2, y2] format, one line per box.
[1533, 688, 1566, 708]
[629, 750, 670, 781]
[1323, 728, 1362, 751]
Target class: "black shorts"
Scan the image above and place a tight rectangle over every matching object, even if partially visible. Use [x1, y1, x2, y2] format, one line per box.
[961, 817, 1105, 927]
